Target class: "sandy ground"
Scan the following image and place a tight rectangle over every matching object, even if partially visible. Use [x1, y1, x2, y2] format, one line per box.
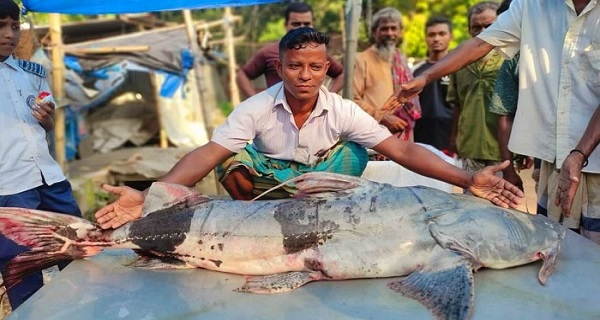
[0, 168, 539, 319]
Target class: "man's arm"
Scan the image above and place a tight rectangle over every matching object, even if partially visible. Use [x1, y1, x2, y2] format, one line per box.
[95, 142, 234, 229]
[399, 38, 494, 99]
[372, 136, 523, 208]
[159, 142, 234, 186]
[236, 69, 258, 98]
[328, 73, 344, 93]
[556, 106, 600, 216]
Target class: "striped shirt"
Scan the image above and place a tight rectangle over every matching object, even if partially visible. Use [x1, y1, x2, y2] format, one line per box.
[0, 56, 65, 195]
[212, 83, 391, 165]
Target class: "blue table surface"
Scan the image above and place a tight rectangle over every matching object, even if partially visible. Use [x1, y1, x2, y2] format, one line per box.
[8, 230, 600, 320]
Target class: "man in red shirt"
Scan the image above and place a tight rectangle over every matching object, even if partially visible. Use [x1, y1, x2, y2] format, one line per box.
[236, 2, 344, 98]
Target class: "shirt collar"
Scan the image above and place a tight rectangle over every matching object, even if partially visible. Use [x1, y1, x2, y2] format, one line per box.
[1, 55, 20, 71]
[273, 82, 330, 117]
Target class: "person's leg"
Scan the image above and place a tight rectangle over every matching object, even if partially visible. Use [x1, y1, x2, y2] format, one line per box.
[313, 141, 369, 177]
[580, 173, 600, 244]
[36, 180, 81, 217]
[0, 191, 44, 310]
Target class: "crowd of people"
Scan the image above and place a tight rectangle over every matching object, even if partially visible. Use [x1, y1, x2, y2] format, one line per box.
[1, 0, 599, 311]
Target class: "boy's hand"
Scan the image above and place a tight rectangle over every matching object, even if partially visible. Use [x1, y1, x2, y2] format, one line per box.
[32, 101, 55, 122]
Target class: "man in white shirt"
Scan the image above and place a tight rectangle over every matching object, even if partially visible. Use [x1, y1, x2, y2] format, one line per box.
[0, 0, 81, 310]
[94, 28, 524, 229]
[398, 0, 600, 244]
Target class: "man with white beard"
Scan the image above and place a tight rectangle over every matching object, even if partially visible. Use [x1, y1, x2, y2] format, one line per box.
[353, 7, 421, 143]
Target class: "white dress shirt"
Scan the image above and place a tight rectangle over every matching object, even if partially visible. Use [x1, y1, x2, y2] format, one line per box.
[212, 82, 391, 166]
[478, 0, 600, 173]
[0, 55, 65, 195]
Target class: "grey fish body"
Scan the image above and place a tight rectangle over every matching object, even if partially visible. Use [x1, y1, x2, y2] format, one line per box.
[112, 178, 562, 280]
[0, 173, 565, 320]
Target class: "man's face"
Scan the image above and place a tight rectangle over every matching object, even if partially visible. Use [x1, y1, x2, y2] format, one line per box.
[374, 20, 402, 47]
[425, 23, 452, 55]
[469, 8, 497, 37]
[285, 12, 313, 31]
[276, 42, 330, 103]
[0, 16, 20, 61]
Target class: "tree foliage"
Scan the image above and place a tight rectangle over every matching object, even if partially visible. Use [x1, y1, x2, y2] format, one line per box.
[21, 0, 494, 59]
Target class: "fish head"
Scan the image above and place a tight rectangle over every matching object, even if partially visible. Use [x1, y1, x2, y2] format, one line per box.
[430, 208, 565, 274]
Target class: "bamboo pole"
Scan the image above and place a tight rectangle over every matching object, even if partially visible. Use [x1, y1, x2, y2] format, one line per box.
[224, 7, 240, 107]
[49, 13, 67, 172]
[183, 9, 224, 195]
[342, 0, 362, 99]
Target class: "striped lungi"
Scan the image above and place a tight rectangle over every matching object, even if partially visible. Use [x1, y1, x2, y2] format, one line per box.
[216, 141, 368, 199]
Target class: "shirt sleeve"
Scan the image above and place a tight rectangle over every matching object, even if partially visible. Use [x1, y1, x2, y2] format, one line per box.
[489, 57, 519, 116]
[211, 101, 258, 153]
[341, 100, 392, 148]
[477, 0, 523, 59]
[241, 47, 268, 80]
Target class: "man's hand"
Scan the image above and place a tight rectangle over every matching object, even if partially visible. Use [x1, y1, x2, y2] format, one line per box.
[468, 160, 524, 209]
[95, 184, 145, 229]
[502, 164, 525, 192]
[380, 88, 404, 114]
[380, 113, 408, 134]
[555, 152, 585, 217]
[399, 75, 427, 101]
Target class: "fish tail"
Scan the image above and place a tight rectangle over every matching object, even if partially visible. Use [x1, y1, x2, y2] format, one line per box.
[0, 207, 109, 290]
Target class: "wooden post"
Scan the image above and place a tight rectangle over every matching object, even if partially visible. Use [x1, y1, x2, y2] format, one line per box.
[183, 10, 224, 195]
[342, 0, 362, 99]
[183, 9, 214, 137]
[49, 13, 67, 172]
[224, 7, 240, 107]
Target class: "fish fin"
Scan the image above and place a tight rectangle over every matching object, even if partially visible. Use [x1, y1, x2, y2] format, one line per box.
[0, 207, 105, 290]
[537, 246, 560, 285]
[142, 182, 210, 216]
[127, 252, 194, 269]
[235, 271, 323, 294]
[252, 172, 370, 201]
[388, 261, 474, 320]
[428, 223, 484, 271]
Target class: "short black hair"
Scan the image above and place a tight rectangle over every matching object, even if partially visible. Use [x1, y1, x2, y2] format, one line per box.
[278, 27, 328, 59]
[497, 0, 512, 15]
[425, 15, 452, 34]
[284, 2, 312, 23]
[0, 0, 20, 20]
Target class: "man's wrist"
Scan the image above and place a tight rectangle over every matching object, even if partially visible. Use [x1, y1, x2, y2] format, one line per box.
[569, 149, 589, 167]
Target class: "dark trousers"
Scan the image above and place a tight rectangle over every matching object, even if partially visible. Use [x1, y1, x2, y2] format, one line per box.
[0, 179, 81, 310]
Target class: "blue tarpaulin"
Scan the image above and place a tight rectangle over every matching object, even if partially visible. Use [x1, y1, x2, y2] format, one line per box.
[22, 0, 281, 14]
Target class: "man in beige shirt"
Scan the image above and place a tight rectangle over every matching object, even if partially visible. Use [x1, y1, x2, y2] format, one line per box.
[353, 7, 420, 141]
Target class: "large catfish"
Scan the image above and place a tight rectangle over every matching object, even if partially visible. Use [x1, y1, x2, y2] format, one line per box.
[0, 172, 564, 320]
